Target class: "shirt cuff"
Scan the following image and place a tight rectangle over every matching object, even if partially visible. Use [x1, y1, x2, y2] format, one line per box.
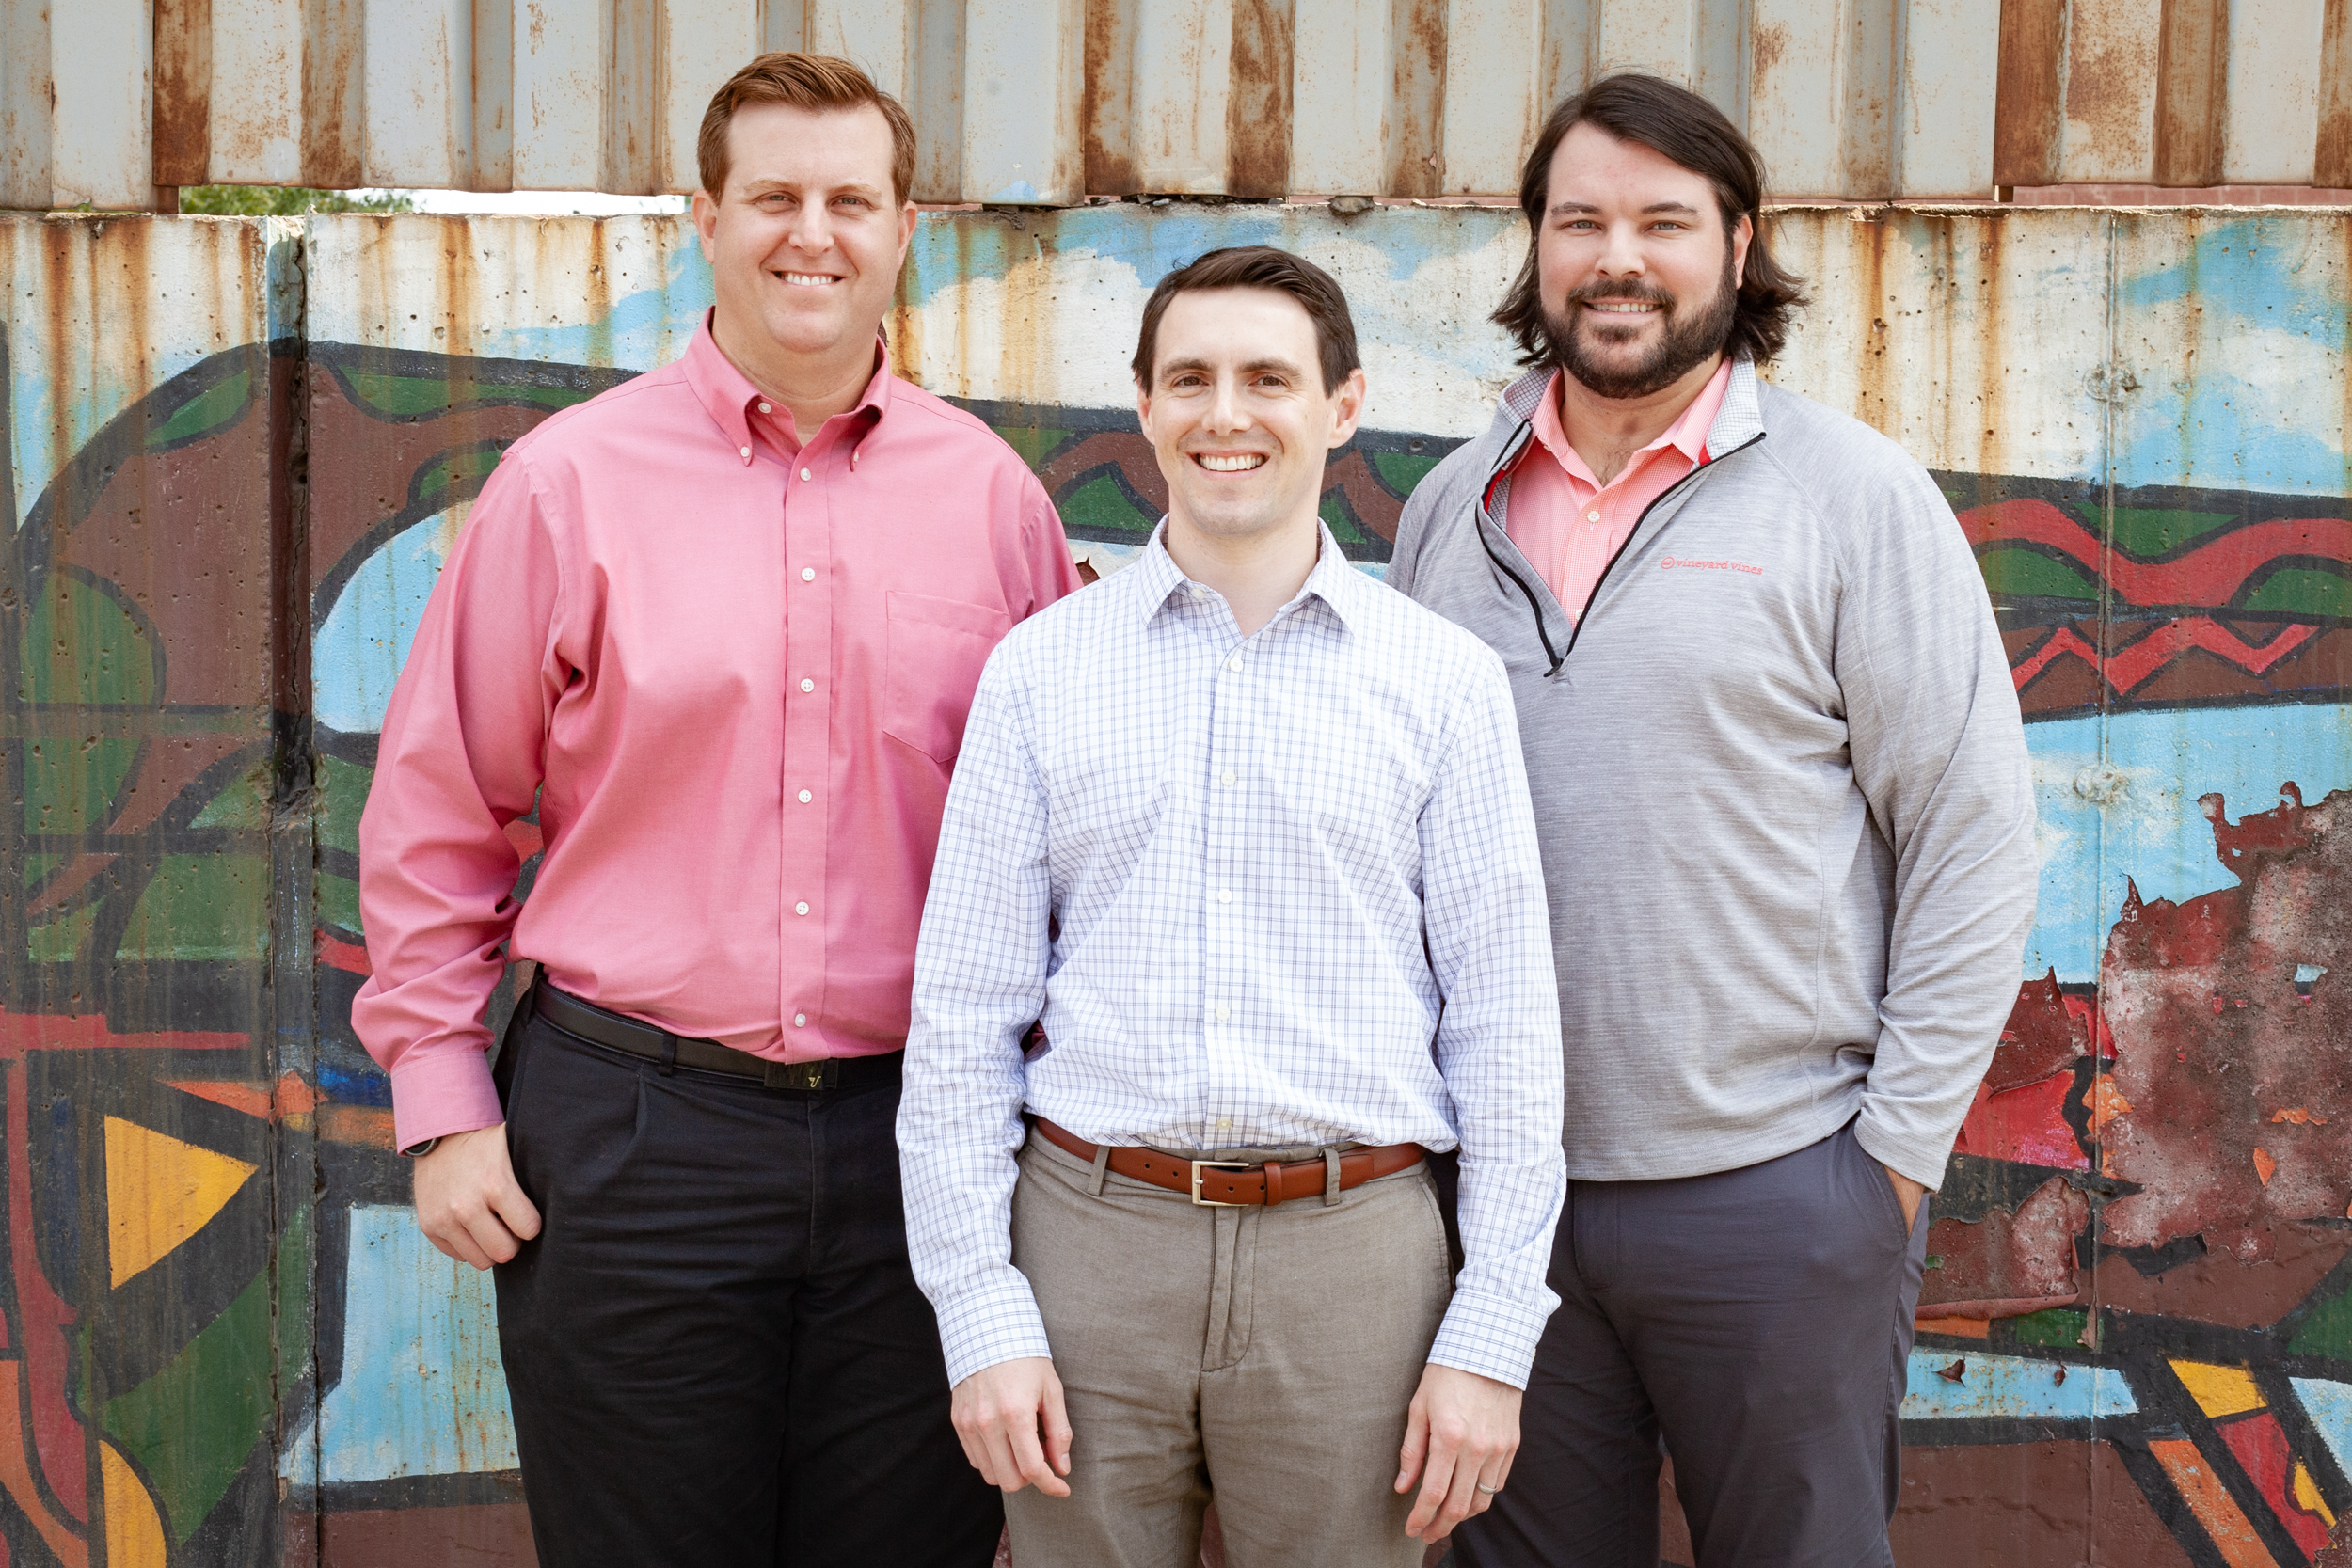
[1426, 1290, 1549, 1390]
[388, 1048, 504, 1152]
[1853, 1106, 1952, 1193]
[932, 1272, 1056, 1388]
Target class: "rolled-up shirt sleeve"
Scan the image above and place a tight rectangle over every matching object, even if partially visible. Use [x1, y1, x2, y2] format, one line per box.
[353, 454, 564, 1150]
[898, 651, 1057, 1386]
[1421, 651, 1568, 1388]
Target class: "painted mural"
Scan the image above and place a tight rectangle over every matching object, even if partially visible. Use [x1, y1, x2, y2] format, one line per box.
[1, 205, 2349, 1565]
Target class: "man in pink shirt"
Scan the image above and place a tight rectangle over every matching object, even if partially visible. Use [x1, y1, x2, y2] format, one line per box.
[354, 53, 1079, 1568]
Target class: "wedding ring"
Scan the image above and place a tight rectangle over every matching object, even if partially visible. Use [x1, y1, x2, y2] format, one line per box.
[1476, 1481, 1502, 1495]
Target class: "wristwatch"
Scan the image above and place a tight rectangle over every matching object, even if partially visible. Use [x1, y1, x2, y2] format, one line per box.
[399, 1137, 440, 1158]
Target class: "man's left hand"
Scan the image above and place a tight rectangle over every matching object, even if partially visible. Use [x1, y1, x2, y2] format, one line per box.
[1885, 1165, 1927, 1230]
[1396, 1363, 1520, 1542]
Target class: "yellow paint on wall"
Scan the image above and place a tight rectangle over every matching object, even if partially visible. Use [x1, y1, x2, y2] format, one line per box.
[2168, 1359, 2268, 1419]
[2293, 1462, 2336, 1528]
[101, 1443, 165, 1568]
[103, 1116, 257, 1288]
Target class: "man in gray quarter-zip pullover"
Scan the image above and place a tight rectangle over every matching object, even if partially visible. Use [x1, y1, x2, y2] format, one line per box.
[1391, 75, 2038, 1568]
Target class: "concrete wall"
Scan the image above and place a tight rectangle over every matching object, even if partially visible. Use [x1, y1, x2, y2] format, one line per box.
[3, 202, 2350, 1564]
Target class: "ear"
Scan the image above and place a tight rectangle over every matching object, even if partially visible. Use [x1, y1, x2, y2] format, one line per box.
[691, 189, 720, 261]
[1326, 366, 1368, 451]
[895, 198, 918, 267]
[1729, 210, 1754, 284]
[1134, 378, 1154, 440]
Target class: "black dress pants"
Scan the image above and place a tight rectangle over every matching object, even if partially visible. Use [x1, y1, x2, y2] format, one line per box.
[1452, 1121, 1929, 1568]
[491, 1007, 1000, 1567]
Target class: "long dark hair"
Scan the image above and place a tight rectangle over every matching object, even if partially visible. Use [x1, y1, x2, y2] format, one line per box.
[1494, 74, 1806, 367]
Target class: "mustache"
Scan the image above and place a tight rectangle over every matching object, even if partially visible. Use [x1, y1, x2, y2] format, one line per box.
[1566, 279, 1677, 309]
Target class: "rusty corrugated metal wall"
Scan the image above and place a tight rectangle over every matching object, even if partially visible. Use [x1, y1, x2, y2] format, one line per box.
[11, 0, 2352, 211]
[4, 201, 2351, 1567]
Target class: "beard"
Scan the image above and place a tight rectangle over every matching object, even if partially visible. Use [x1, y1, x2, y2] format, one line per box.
[1545, 243, 1740, 399]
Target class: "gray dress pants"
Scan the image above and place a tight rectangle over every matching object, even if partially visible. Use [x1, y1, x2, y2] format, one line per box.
[1453, 1121, 1929, 1568]
[1003, 1129, 1453, 1568]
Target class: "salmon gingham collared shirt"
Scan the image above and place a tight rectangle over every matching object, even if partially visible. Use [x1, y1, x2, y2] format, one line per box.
[356, 318, 1082, 1150]
[1505, 357, 1731, 616]
[899, 526, 1567, 1390]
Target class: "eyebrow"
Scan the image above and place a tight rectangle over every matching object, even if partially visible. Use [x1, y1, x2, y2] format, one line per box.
[739, 178, 886, 199]
[1157, 356, 1309, 381]
[1548, 200, 1704, 218]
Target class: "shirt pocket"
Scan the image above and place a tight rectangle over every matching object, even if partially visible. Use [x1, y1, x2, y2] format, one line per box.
[882, 591, 1013, 766]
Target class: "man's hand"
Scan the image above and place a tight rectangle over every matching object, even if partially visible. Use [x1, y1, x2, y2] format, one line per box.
[1886, 1164, 1928, 1231]
[951, 1356, 1073, 1497]
[414, 1125, 541, 1270]
[1396, 1364, 1520, 1542]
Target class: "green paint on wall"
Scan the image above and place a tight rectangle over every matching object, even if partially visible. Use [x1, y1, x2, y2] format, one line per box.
[318, 870, 362, 937]
[23, 738, 140, 837]
[342, 369, 590, 421]
[116, 856, 268, 961]
[2105, 506, 2240, 561]
[2241, 566, 2350, 619]
[318, 755, 372, 859]
[989, 423, 1074, 472]
[412, 445, 508, 510]
[27, 902, 97, 962]
[2290, 1279, 2352, 1361]
[1978, 548, 2100, 601]
[189, 759, 270, 830]
[1318, 490, 1375, 547]
[18, 572, 156, 706]
[145, 367, 253, 451]
[2006, 1308, 2089, 1348]
[1059, 474, 1154, 539]
[1368, 451, 1441, 498]
[23, 854, 58, 890]
[104, 1203, 310, 1545]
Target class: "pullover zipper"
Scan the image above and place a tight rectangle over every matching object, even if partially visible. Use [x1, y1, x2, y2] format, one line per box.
[1557, 431, 1766, 668]
[1471, 424, 1563, 672]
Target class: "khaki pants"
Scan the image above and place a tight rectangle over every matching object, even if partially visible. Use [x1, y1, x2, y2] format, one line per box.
[1004, 1128, 1453, 1568]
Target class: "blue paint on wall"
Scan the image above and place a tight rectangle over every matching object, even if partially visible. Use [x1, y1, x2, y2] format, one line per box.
[1900, 1349, 2138, 1421]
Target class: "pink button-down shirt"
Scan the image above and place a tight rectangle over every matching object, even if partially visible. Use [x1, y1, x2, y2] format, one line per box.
[1504, 358, 1732, 616]
[355, 319, 1082, 1148]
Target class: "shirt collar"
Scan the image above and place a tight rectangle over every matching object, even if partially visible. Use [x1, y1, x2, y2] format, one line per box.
[680, 309, 895, 459]
[1528, 356, 1733, 484]
[1133, 520, 1365, 633]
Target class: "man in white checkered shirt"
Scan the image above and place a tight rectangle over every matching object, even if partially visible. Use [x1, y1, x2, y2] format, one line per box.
[898, 246, 1567, 1567]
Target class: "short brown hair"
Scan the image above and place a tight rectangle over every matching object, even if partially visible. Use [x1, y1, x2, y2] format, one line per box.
[1131, 246, 1361, 394]
[1495, 73, 1806, 365]
[697, 53, 916, 206]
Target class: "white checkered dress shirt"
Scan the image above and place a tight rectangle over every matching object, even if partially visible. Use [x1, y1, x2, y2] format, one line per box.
[899, 525, 1566, 1389]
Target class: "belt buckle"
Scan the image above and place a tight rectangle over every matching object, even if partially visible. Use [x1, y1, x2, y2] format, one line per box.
[1189, 1159, 1252, 1207]
[766, 1059, 835, 1091]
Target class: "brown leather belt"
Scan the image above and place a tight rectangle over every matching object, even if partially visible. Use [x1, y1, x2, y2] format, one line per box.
[1032, 1116, 1425, 1207]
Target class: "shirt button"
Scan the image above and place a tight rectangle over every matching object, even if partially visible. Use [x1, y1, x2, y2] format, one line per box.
[800, 467, 813, 482]
[795, 901, 810, 916]
[739, 445, 752, 460]
[798, 788, 813, 803]
[1217, 889, 1232, 904]
[757, 401, 771, 414]
[1226, 656, 1242, 673]
[800, 677, 815, 693]
[1215, 1006, 1231, 1022]
[1216, 1117, 1232, 1130]
[1586, 510, 1601, 522]
[793, 1013, 807, 1027]
[1220, 769, 1236, 786]
[801, 566, 816, 581]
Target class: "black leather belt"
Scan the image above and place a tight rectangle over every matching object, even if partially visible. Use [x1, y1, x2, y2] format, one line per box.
[530, 980, 903, 1091]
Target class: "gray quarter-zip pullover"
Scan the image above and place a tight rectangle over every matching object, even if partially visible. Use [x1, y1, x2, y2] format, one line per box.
[1391, 357, 2038, 1189]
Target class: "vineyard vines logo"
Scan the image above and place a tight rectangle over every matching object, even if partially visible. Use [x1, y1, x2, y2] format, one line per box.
[1660, 556, 1763, 575]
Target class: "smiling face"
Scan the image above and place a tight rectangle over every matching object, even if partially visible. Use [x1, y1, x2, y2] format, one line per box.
[1536, 122, 1752, 401]
[690, 101, 916, 388]
[1136, 287, 1366, 554]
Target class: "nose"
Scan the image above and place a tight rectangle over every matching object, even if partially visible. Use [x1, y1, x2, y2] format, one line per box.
[785, 198, 832, 257]
[1595, 217, 1646, 281]
[1204, 374, 1251, 433]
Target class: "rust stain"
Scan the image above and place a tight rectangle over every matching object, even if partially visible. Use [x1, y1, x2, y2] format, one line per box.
[300, 0, 365, 188]
[1753, 20, 1789, 74]
[1225, 0, 1295, 198]
[1994, 0, 2064, 186]
[2153, 0, 2229, 187]
[1385, 0, 1446, 199]
[2319, 0, 2352, 186]
[1081, 0, 1138, 195]
[151, 0, 213, 188]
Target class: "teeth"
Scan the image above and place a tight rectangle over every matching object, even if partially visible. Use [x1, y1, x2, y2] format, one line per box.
[1589, 301, 1659, 313]
[782, 273, 837, 286]
[1197, 453, 1266, 472]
